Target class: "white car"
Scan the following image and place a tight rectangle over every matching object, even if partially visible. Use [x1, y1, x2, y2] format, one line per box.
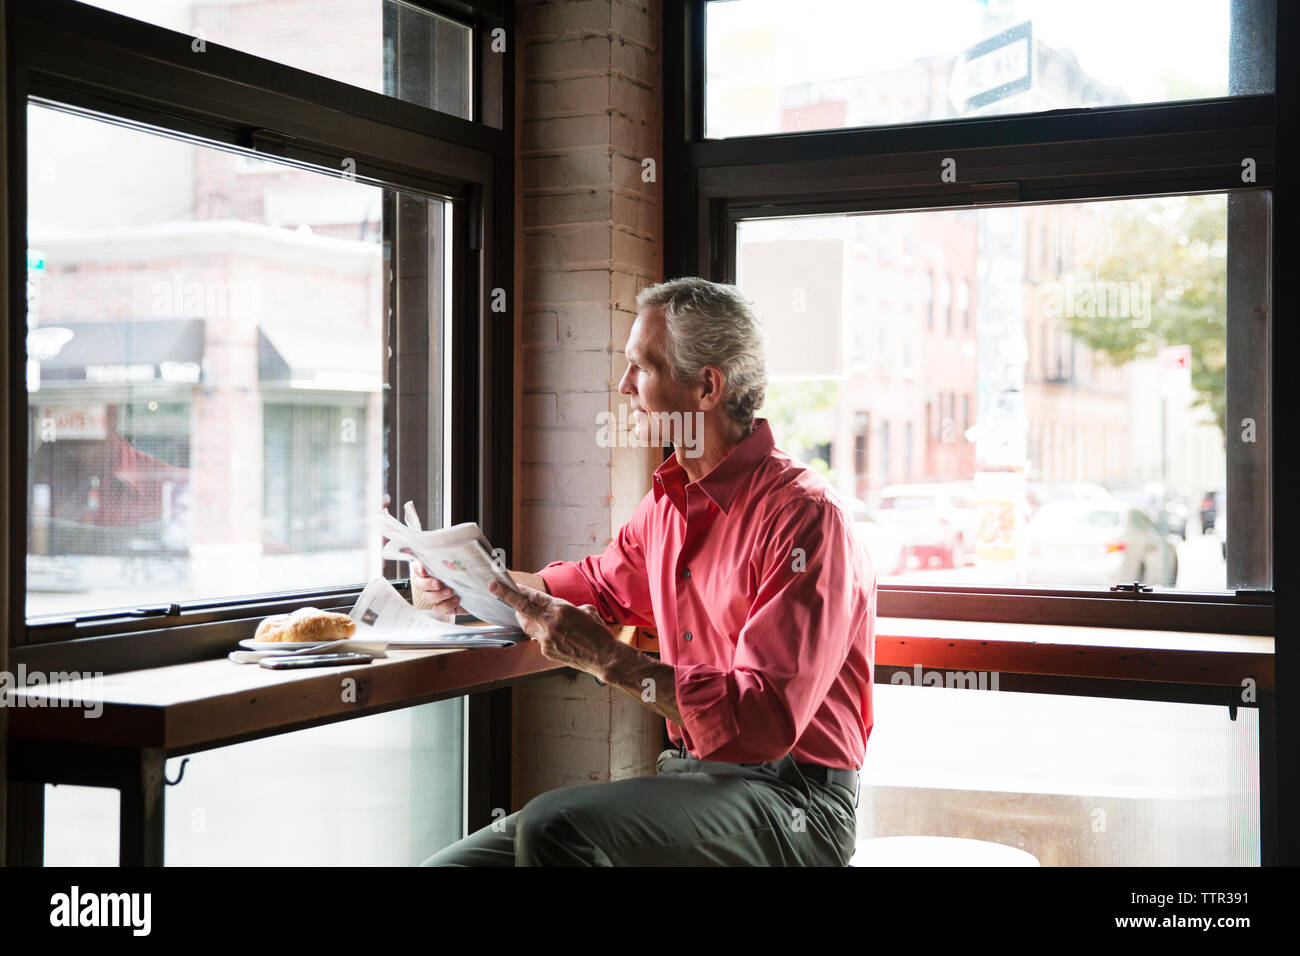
[839, 496, 907, 577]
[1022, 501, 1178, 587]
[875, 482, 980, 569]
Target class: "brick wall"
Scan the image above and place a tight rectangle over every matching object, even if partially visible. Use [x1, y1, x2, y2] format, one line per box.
[511, 0, 666, 809]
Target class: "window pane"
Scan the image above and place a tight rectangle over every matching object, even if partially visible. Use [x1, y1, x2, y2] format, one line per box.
[857, 684, 1258, 865]
[706, 0, 1272, 138]
[42, 698, 465, 865]
[81, 0, 472, 119]
[736, 192, 1265, 592]
[25, 101, 448, 619]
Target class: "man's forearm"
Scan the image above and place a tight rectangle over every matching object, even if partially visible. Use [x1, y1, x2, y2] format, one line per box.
[596, 640, 684, 726]
[508, 569, 549, 593]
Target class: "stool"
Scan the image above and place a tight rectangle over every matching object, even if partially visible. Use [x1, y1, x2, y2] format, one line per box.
[849, 836, 1039, 866]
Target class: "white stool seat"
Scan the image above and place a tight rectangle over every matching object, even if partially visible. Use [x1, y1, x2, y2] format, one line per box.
[849, 836, 1039, 867]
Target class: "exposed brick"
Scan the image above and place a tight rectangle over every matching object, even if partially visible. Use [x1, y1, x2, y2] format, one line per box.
[521, 425, 612, 465]
[532, 266, 611, 303]
[523, 35, 613, 75]
[524, 75, 612, 115]
[525, 345, 611, 388]
[523, 309, 559, 344]
[514, 0, 664, 806]
[612, 0, 658, 47]
[521, 391, 558, 427]
[522, 148, 614, 190]
[521, 463, 559, 501]
[523, 114, 615, 152]
[523, 188, 614, 227]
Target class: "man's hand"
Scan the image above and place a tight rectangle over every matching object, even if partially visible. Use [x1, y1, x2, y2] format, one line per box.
[488, 580, 685, 726]
[411, 564, 552, 622]
[489, 580, 621, 677]
[410, 560, 464, 622]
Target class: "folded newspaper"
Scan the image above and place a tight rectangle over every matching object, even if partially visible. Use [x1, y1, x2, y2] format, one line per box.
[376, 505, 526, 634]
[348, 577, 523, 648]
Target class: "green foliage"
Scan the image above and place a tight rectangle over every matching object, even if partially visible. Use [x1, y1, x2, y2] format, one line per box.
[1057, 196, 1228, 436]
[760, 379, 840, 480]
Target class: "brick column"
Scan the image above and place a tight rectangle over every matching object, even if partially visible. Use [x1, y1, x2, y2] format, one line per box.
[511, 0, 665, 808]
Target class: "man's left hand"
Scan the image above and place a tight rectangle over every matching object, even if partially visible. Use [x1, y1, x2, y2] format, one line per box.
[490, 580, 620, 677]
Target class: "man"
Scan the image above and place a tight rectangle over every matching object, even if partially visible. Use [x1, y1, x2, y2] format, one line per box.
[417, 277, 875, 866]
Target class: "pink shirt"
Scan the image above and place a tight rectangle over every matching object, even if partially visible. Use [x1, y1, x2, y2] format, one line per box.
[538, 418, 876, 769]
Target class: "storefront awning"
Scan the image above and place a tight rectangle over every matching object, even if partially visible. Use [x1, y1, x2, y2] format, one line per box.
[258, 324, 384, 391]
[31, 319, 205, 385]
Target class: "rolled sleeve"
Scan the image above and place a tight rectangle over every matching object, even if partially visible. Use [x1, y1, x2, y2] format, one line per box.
[673, 499, 861, 763]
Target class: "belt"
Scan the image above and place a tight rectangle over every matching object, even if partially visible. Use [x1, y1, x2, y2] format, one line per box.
[676, 745, 859, 805]
[796, 761, 860, 803]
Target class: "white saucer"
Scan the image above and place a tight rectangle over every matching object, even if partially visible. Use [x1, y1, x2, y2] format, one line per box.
[237, 639, 330, 652]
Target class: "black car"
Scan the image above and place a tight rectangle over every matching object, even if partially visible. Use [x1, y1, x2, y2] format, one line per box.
[1200, 489, 1224, 533]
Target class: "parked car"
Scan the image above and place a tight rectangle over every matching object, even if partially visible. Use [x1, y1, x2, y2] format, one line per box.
[1022, 501, 1179, 587]
[839, 496, 907, 577]
[1025, 481, 1111, 519]
[1200, 488, 1225, 534]
[875, 482, 980, 569]
[1105, 482, 1188, 539]
[1214, 500, 1227, 561]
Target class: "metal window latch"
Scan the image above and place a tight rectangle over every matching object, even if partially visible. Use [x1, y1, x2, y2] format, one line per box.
[1109, 581, 1153, 597]
[130, 603, 183, 618]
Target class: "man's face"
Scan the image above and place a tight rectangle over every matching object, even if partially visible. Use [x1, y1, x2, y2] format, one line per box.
[618, 306, 697, 443]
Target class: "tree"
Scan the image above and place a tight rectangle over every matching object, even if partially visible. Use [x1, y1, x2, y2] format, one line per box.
[759, 379, 840, 481]
[1056, 195, 1228, 437]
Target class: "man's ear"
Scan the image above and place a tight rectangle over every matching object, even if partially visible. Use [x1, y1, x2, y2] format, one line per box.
[697, 366, 726, 411]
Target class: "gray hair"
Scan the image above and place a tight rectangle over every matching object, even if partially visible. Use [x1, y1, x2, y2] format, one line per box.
[635, 277, 767, 428]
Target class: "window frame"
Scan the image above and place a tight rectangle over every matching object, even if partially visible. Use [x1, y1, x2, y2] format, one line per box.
[5, 0, 515, 660]
[666, 0, 1276, 637]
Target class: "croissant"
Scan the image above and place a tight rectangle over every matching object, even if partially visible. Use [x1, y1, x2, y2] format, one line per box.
[255, 606, 356, 643]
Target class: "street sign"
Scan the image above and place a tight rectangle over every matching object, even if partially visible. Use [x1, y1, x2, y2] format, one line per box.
[948, 21, 1033, 114]
[1159, 344, 1191, 370]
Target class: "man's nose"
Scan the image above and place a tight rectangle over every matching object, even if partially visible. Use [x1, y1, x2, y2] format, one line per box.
[617, 365, 634, 395]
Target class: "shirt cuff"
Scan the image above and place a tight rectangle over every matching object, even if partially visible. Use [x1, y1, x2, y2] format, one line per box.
[674, 663, 741, 758]
[536, 561, 595, 605]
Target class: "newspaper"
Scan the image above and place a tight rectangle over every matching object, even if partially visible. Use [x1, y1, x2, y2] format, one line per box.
[348, 577, 523, 647]
[377, 506, 525, 631]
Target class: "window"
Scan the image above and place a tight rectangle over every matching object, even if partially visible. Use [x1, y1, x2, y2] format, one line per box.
[737, 193, 1261, 593]
[24, 103, 440, 618]
[682, 0, 1273, 633]
[14, 1, 508, 638]
[80, 0, 475, 120]
[705, 0, 1274, 139]
[9, 0, 512, 863]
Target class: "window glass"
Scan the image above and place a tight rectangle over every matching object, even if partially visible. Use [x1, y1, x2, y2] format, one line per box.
[25, 101, 449, 619]
[82, 0, 473, 119]
[858, 684, 1259, 865]
[736, 192, 1262, 591]
[43, 698, 466, 865]
[706, 0, 1271, 138]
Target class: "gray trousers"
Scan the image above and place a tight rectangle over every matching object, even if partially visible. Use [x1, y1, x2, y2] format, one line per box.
[421, 748, 858, 866]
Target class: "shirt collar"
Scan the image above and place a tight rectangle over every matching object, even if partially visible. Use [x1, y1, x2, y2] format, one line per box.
[652, 418, 774, 516]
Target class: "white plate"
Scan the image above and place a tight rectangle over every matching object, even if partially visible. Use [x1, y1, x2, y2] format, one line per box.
[238, 639, 331, 652]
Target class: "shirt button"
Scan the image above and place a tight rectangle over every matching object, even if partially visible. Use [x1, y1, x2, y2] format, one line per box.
[683, 631, 693, 641]
[681, 568, 691, 579]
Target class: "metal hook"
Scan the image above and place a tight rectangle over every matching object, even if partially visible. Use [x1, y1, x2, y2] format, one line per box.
[165, 757, 189, 787]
